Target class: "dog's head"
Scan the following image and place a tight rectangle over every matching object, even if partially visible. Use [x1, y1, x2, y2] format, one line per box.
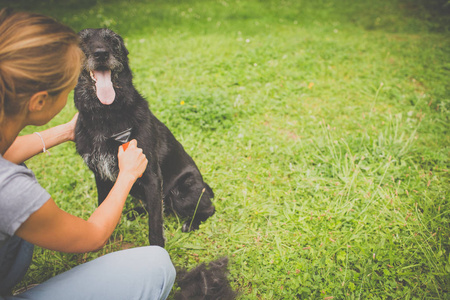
[76, 28, 130, 107]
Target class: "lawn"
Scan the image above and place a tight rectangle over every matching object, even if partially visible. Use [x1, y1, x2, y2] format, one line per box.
[1, 0, 449, 298]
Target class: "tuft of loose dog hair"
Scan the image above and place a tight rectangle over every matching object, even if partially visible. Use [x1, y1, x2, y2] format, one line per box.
[174, 257, 237, 300]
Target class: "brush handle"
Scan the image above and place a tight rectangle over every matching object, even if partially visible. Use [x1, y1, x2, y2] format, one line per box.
[121, 141, 142, 178]
[122, 141, 131, 151]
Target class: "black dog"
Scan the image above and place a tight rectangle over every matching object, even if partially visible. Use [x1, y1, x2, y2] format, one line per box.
[74, 28, 215, 247]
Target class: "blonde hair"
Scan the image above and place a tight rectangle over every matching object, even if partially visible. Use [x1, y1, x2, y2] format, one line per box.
[0, 8, 83, 126]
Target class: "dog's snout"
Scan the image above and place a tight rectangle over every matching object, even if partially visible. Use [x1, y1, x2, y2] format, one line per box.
[94, 49, 109, 61]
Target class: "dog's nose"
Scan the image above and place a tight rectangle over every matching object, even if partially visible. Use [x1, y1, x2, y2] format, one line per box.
[93, 49, 109, 61]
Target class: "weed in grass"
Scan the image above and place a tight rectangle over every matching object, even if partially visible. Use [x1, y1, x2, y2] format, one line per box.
[158, 88, 235, 133]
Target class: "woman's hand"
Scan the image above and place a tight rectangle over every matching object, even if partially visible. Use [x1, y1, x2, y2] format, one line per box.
[65, 112, 79, 141]
[117, 139, 148, 180]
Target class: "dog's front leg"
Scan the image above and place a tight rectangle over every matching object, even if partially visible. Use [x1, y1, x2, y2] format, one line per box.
[141, 163, 165, 247]
[145, 177, 165, 247]
[95, 174, 115, 206]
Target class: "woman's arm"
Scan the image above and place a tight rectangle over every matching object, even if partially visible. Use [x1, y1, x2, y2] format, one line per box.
[15, 140, 147, 253]
[3, 113, 78, 164]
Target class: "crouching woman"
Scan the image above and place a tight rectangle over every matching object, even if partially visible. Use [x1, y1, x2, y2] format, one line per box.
[0, 9, 175, 299]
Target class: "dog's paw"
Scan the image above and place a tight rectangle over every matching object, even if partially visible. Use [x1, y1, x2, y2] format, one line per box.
[182, 220, 200, 232]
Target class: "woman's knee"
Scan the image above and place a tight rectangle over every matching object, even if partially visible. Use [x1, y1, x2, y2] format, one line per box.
[85, 246, 175, 284]
[126, 246, 176, 299]
[134, 246, 176, 280]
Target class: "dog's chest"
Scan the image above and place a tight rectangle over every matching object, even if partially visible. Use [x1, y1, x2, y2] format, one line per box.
[81, 134, 119, 182]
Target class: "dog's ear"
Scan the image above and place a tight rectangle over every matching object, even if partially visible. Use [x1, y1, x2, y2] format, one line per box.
[178, 173, 194, 191]
[111, 31, 129, 57]
[204, 182, 214, 198]
[78, 28, 93, 40]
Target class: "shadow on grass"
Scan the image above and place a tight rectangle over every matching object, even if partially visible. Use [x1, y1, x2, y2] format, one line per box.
[399, 0, 450, 31]
[0, 0, 97, 10]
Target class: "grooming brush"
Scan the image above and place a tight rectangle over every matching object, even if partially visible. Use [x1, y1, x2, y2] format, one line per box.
[110, 128, 142, 177]
[110, 128, 133, 150]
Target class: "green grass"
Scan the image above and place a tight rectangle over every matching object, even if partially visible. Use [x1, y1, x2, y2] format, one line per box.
[2, 0, 449, 298]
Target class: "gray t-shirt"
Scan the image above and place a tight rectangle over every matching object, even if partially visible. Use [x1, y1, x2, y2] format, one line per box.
[0, 155, 50, 248]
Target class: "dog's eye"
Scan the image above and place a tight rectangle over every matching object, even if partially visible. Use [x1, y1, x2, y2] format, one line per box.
[184, 177, 194, 187]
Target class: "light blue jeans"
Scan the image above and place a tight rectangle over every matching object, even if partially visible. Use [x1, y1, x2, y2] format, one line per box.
[0, 236, 175, 300]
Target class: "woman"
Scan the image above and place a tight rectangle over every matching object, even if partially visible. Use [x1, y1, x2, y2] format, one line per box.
[0, 8, 175, 299]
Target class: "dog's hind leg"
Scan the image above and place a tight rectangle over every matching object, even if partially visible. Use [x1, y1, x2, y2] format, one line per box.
[95, 174, 115, 206]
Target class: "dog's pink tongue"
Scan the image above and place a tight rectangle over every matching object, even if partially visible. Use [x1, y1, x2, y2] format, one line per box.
[94, 70, 115, 105]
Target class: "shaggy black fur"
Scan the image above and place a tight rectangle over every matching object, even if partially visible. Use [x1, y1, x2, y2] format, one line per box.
[74, 28, 215, 247]
[175, 257, 237, 300]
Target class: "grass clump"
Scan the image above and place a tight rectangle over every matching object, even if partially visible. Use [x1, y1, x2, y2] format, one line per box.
[1, 0, 449, 298]
[159, 89, 235, 132]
